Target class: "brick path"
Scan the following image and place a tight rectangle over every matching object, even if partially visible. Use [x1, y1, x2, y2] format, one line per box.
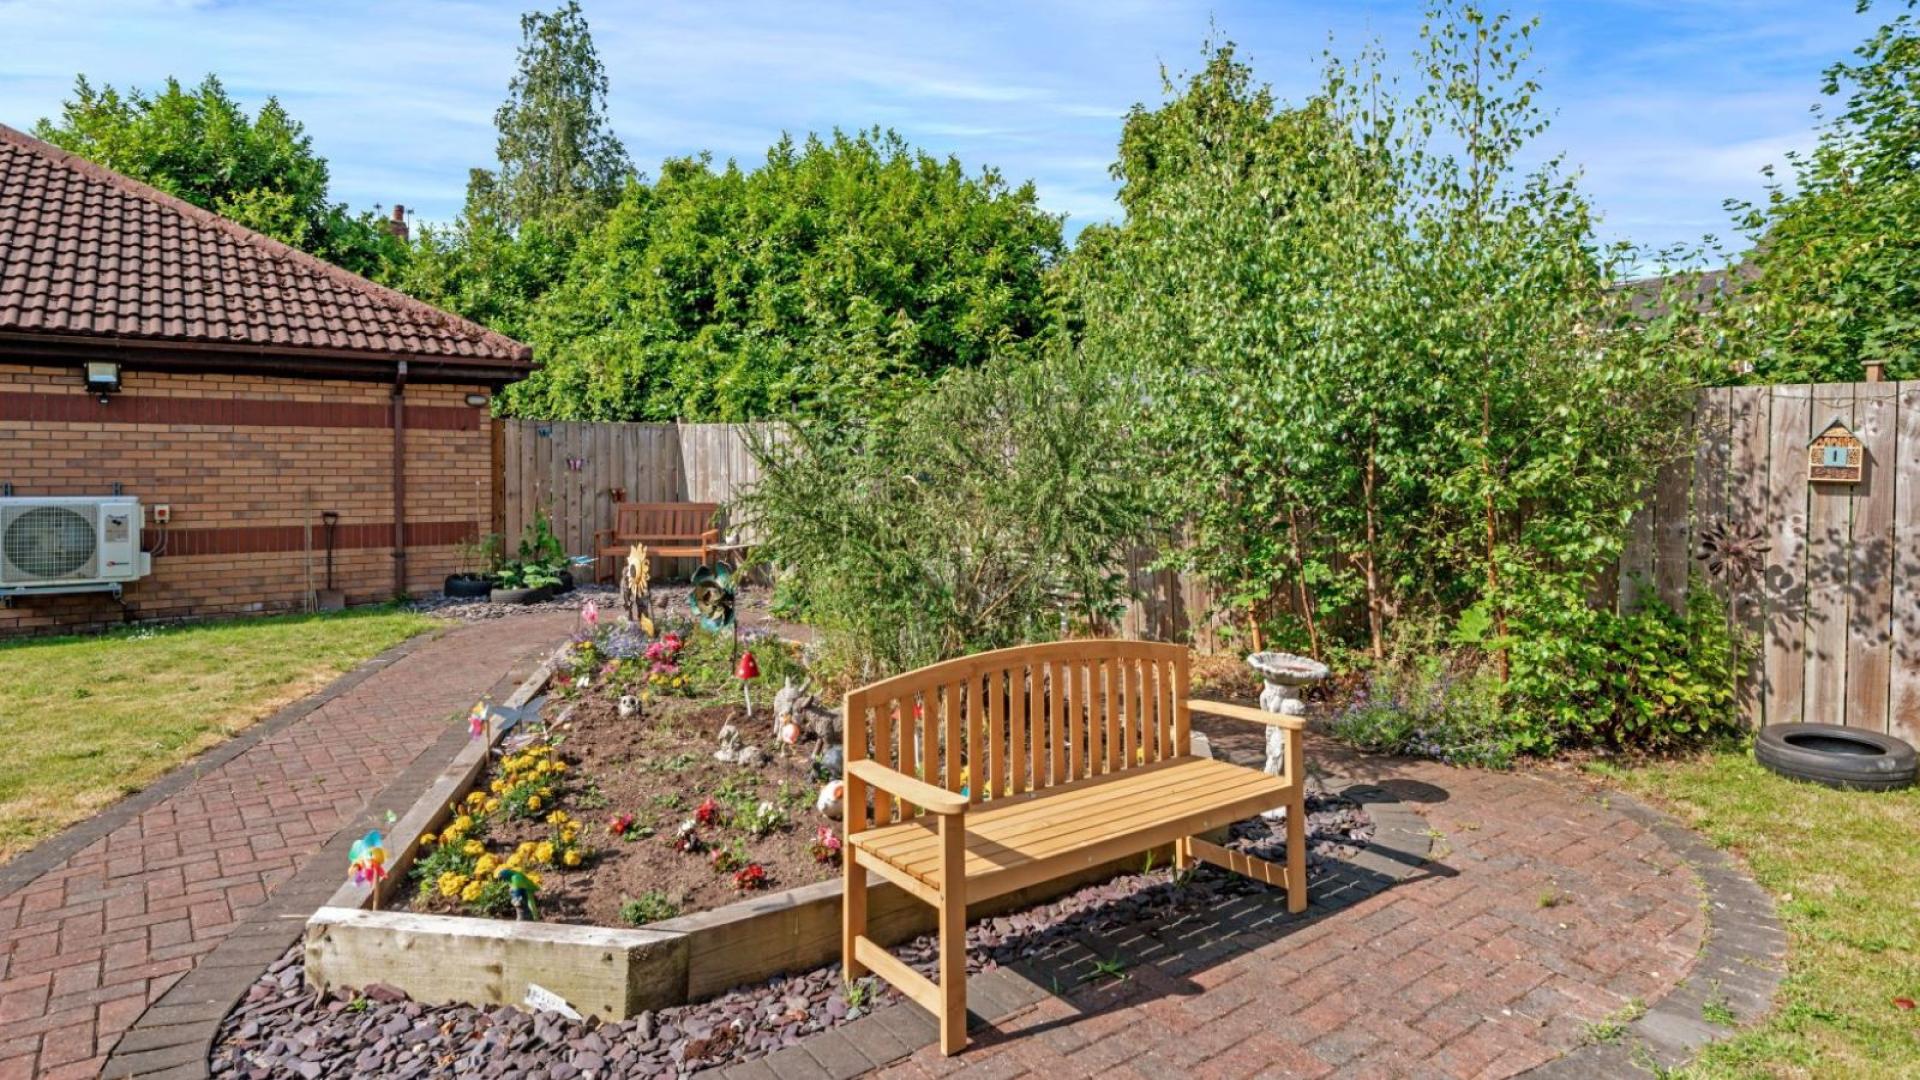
[0, 613, 574, 1080]
[751, 724, 1732, 1080]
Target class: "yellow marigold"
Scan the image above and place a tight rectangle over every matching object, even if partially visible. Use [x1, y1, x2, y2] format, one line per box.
[454, 815, 474, 831]
[484, 798, 501, 814]
[545, 810, 568, 826]
[523, 871, 542, 887]
[505, 854, 524, 870]
[562, 824, 581, 843]
[535, 841, 556, 865]
[550, 761, 568, 774]
[438, 873, 467, 898]
[527, 795, 543, 812]
[490, 780, 507, 796]
[562, 849, 582, 868]
[460, 880, 485, 904]
[474, 855, 498, 877]
[465, 791, 486, 807]
[462, 840, 486, 857]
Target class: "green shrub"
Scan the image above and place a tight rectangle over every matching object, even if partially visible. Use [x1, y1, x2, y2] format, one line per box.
[1506, 574, 1739, 753]
[737, 352, 1154, 678]
[1329, 640, 1525, 769]
[1332, 575, 1740, 765]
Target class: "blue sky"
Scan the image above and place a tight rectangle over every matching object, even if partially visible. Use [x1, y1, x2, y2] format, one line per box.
[0, 1, 1875, 257]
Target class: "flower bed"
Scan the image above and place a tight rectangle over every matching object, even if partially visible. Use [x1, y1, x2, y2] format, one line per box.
[400, 613, 838, 927]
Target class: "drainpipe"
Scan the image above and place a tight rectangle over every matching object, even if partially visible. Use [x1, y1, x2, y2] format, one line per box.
[392, 360, 409, 598]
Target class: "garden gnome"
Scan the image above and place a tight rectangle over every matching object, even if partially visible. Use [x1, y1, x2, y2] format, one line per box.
[618, 694, 640, 719]
[736, 650, 760, 718]
[496, 867, 540, 921]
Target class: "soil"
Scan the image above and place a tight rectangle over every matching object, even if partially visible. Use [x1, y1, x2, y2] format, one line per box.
[405, 691, 841, 927]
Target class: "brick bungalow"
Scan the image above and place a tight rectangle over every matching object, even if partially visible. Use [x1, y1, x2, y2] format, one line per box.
[0, 123, 533, 636]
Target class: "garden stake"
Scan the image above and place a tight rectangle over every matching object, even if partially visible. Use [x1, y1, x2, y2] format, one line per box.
[736, 650, 760, 718]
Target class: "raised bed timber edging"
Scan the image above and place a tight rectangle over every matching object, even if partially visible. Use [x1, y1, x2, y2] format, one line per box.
[305, 644, 1166, 1020]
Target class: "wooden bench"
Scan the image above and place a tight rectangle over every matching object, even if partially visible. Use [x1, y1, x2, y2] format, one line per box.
[593, 502, 720, 582]
[841, 640, 1308, 1055]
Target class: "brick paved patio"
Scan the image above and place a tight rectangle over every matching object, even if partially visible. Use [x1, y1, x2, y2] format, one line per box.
[0, 613, 574, 1080]
[743, 723, 1771, 1080]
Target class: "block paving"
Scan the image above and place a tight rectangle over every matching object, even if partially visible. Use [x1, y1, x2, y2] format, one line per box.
[733, 727, 1775, 1080]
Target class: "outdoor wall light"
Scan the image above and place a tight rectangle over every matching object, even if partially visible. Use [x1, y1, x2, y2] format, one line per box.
[465, 393, 490, 407]
[85, 361, 121, 403]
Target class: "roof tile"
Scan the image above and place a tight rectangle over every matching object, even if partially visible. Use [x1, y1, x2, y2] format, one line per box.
[0, 123, 531, 369]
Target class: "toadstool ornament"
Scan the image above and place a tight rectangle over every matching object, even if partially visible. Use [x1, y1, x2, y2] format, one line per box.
[736, 650, 761, 717]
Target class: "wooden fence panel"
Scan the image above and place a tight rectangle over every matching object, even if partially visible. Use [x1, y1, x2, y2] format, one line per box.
[1847, 382, 1897, 731]
[1763, 385, 1813, 726]
[1892, 383, 1920, 746]
[1619, 379, 1920, 733]
[1727, 385, 1770, 728]
[1804, 383, 1855, 725]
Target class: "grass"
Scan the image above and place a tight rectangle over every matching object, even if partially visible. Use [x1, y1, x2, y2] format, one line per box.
[0, 607, 437, 860]
[1595, 748, 1920, 1078]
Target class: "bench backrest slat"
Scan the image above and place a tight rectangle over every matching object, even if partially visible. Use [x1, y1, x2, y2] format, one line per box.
[843, 640, 1191, 831]
[611, 501, 719, 539]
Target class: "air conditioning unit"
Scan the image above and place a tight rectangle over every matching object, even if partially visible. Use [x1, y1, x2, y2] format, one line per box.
[0, 496, 152, 597]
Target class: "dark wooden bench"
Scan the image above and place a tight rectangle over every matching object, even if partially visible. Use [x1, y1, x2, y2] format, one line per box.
[593, 502, 720, 581]
[841, 639, 1307, 1054]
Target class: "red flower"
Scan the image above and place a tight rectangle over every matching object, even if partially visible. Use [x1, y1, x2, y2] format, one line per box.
[608, 812, 635, 838]
[695, 796, 722, 827]
[733, 864, 768, 891]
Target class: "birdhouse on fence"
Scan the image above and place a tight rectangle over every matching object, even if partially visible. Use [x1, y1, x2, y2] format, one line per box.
[1808, 419, 1864, 484]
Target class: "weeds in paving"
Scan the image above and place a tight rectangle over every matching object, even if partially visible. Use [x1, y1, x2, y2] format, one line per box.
[1702, 983, 1737, 1027]
[1080, 957, 1130, 985]
[1582, 998, 1648, 1044]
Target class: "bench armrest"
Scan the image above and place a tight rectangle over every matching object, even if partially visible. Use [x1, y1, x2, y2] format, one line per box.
[699, 527, 722, 544]
[1189, 699, 1304, 731]
[847, 759, 969, 816]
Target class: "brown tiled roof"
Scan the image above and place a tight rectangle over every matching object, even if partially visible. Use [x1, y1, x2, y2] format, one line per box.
[0, 122, 531, 369]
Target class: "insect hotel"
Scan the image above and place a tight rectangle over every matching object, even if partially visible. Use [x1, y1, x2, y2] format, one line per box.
[1809, 419, 1865, 484]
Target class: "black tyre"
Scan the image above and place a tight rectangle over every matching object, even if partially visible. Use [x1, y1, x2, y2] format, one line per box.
[1755, 723, 1917, 791]
[489, 586, 553, 606]
[444, 574, 492, 599]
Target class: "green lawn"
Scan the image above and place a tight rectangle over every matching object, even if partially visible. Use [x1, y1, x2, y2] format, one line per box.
[1597, 749, 1920, 1078]
[0, 608, 438, 861]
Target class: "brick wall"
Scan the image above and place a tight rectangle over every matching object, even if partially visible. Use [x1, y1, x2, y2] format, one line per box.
[0, 363, 494, 636]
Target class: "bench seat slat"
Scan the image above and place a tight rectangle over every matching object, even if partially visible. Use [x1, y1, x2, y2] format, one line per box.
[850, 756, 1286, 901]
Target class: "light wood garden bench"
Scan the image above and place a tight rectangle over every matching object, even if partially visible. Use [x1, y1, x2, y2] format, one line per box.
[593, 501, 720, 582]
[841, 639, 1307, 1055]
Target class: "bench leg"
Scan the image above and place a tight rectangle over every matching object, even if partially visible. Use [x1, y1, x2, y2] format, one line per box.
[1284, 727, 1307, 913]
[1174, 835, 1195, 872]
[843, 853, 868, 982]
[937, 814, 967, 1055]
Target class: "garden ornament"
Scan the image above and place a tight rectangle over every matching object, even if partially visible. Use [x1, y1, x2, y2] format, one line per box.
[580, 598, 599, 628]
[467, 701, 489, 740]
[816, 778, 846, 820]
[689, 564, 737, 632]
[673, 819, 703, 853]
[736, 650, 760, 717]
[777, 718, 801, 756]
[736, 745, 767, 768]
[496, 867, 541, 921]
[348, 832, 388, 908]
[773, 676, 810, 735]
[1247, 651, 1329, 818]
[812, 744, 845, 783]
[617, 694, 640, 719]
[621, 543, 655, 633]
[714, 722, 743, 763]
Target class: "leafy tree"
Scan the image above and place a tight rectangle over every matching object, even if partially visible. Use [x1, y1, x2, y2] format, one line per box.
[1727, 0, 1920, 383]
[469, 0, 632, 231]
[1070, 6, 1699, 684]
[33, 75, 406, 280]
[500, 130, 1064, 421]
